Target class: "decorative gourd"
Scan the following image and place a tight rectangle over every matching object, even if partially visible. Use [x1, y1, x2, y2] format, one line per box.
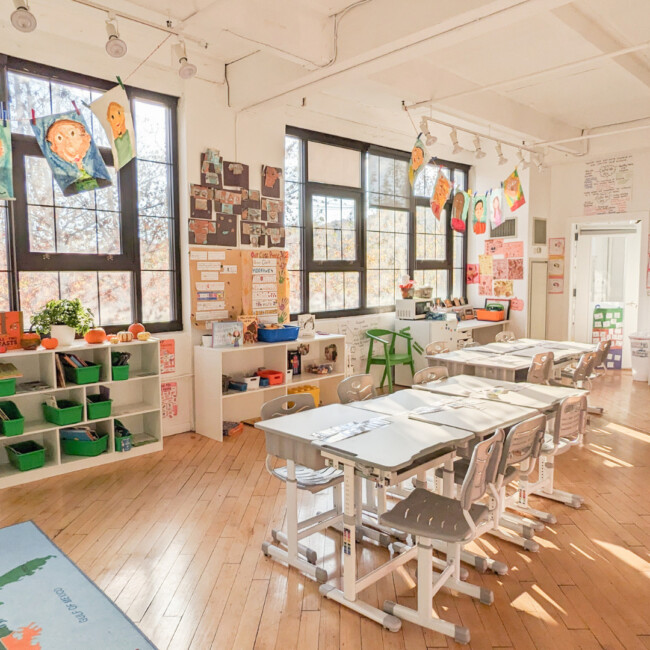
[137, 331, 151, 341]
[0, 346, 7, 354]
[117, 331, 134, 342]
[84, 327, 107, 345]
[128, 323, 145, 336]
[107, 335, 120, 345]
[42, 338, 59, 350]
[21, 333, 41, 350]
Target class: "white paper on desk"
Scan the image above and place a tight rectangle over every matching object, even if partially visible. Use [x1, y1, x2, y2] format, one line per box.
[312, 417, 390, 442]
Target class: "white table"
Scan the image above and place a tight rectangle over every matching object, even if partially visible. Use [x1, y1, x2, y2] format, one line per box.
[347, 388, 457, 416]
[428, 349, 495, 376]
[468, 353, 532, 382]
[469, 341, 534, 355]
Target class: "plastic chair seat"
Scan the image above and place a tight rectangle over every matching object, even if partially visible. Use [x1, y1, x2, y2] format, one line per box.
[271, 464, 343, 493]
[379, 488, 489, 542]
[434, 459, 518, 485]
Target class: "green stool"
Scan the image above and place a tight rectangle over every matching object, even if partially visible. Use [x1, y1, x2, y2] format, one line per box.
[365, 328, 415, 393]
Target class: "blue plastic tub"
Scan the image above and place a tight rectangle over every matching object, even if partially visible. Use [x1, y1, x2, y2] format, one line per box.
[257, 325, 300, 343]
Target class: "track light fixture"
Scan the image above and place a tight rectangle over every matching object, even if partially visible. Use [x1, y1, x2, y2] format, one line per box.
[516, 149, 530, 169]
[473, 135, 487, 159]
[425, 132, 437, 147]
[533, 152, 545, 171]
[11, 0, 36, 33]
[105, 14, 127, 58]
[174, 41, 197, 79]
[495, 142, 508, 165]
[450, 128, 463, 155]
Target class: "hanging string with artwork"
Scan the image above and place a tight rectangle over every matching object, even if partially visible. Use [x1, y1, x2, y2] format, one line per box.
[0, 105, 14, 200]
[451, 190, 470, 232]
[429, 169, 452, 220]
[408, 134, 430, 187]
[504, 168, 526, 212]
[472, 193, 488, 235]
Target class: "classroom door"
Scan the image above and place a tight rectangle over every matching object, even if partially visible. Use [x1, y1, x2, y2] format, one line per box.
[571, 225, 640, 368]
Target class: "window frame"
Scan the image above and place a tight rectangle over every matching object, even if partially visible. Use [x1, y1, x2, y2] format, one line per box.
[287, 126, 469, 319]
[0, 55, 182, 333]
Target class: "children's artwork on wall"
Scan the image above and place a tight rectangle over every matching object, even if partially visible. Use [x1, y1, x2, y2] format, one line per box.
[478, 275, 493, 296]
[90, 85, 135, 170]
[484, 239, 503, 255]
[472, 194, 488, 234]
[159, 338, 175, 374]
[298, 313, 316, 337]
[240, 221, 266, 248]
[508, 258, 524, 280]
[189, 219, 217, 245]
[430, 171, 452, 220]
[504, 168, 526, 212]
[549, 257, 564, 277]
[493, 258, 508, 279]
[223, 161, 249, 189]
[547, 277, 564, 294]
[0, 123, 14, 200]
[494, 279, 514, 297]
[466, 264, 479, 284]
[488, 189, 504, 228]
[267, 226, 285, 248]
[190, 184, 213, 220]
[503, 240, 524, 258]
[32, 110, 112, 196]
[451, 191, 469, 232]
[511, 297, 524, 311]
[241, 249, 290, 324]
[216, 213, 238, 247]
[478, 254, 493, 276]
[240, 315, 258, 344]
[242, 188, 261, 210]
[548, 237, 565, 256]
[408, 134, 429, 187]
[261, 165, 282, 199]
[212, 321, 243, 348]
[261, 198, 284, 224]
[201, 149, 223, 188]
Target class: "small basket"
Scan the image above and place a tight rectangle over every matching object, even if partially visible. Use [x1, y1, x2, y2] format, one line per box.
[115, 434, 132, 452]
[475, 308, 506, 322]
[257, 325, 300, 343]
[0, 378, 16, 397]
[0, 401, 24, 436]
[86, 395, 113, 420]
[7, 440, 46, 471]
[63, 363, 101, 385]
[42, 399, 83, 425]
[61, 433, 108, 457]
[256, 369, 284, 385]
[111, 365, 130, 381]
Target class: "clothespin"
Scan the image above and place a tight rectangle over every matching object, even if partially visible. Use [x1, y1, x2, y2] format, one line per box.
[72, 101, 80, 115]
[31, 108, 36, 125]
[116, 76, 125, 90]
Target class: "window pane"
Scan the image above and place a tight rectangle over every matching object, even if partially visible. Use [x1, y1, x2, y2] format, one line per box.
[60, 271, 99, 319]
[326, 272, 344, 310]
[25, 156, 53, 205]
[7, 72, 51, 136]
[288, 270, 302, 314]
[0, 274, 9, 312]
[140, 217, 172, 270]
[285, 182, 301, 226]
[285, 136, 301, 182]
[344, 272, 360, 309]
[99, 272, 133, 324]
[137, 160, 171, 217]
[286, 226, 302, 271]
[27, 206, 55, 253]
[0, 208, 8, 270]
[19, 271, 59, 324]
[142, 271, 173, 322]
[97, 211, 121, 254]
[309, 272, 325, 312]
[56, 207, 98, 254]
[416, 205, 445, 261]
[311, 194, 356, 263]
[134, 100, 168, 163]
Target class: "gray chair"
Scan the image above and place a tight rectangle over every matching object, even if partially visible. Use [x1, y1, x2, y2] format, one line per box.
[425, 341, 450, 368]
[459, 340, 481, 349]
[527, 351, 554, 385]
[261, 394, 343, 583]
[495, 330, 516, 343]
[594, 339, 612, 376]
[558, 351, 598, 389]
[379, 431, 504, 644]
[337, 374, 376, 404]
[413, 365, 449, 385]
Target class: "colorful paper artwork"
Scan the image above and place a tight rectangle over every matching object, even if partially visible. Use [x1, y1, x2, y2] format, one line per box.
[0, 123, 14, 200]
[216, 213, 238, 247]
[408, 134, 429, 187]
[190, 184, 213, 220]
[261, 165, 282, 199]
[223, 161, 249, 189]
[548, 237, 565, 256]
[90, 85, 135, 170]
[548, 258, 564, 277]
[547, 277, 564, 294]
[159, 338, 176, 374]
[240, 221, 266, 248]
[451, 191, 469, 232]
[31, 110, 112, 196]
[494, 279, 514, 298]
[504, 168, 526, 212]
[503, 241, 524, 258]
[508, 258, 524, 280]
[189, 219, 217, 245]
[472, 194, 488, 235]
[488, 189, 504, 228]
[430, 171, 452, 220]
[267, 226, 285, 248]
[511, 297, 524, 311]
[161, 381, 178, 419]
[261, 198, 284, 224]
[478, 275, 493, 296]
[493, 258, 508, 279]
[201, 149, 223, 188]
[240, 315, 259, 344]
[484, 239, 503, 255]
[467, 264, 479, 284]
[478, 254, 493, 276]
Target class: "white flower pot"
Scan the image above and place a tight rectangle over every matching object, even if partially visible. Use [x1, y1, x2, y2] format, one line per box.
[51, 325, 76, 346]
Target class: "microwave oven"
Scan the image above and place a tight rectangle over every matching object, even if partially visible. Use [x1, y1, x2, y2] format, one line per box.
[395, 298, 432, 320]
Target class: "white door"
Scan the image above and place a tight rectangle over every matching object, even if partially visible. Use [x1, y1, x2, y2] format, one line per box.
[571, 224, 640, 368]
[529, 261, 547, 339]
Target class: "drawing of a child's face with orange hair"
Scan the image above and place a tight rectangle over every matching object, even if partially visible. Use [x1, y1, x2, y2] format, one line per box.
[264, 166, 279, 188]
[411, 145, 424, 171]
[46, 119, 91, 169]
[504, 176, 519, 200]
[106, 102, 126, 139]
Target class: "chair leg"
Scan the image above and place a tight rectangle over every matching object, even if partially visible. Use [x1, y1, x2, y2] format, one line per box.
[533, 456, 584, 509]
[386, 364, 394, 393]
[408, 360, 415, 378]
[379, 364, 388, 389]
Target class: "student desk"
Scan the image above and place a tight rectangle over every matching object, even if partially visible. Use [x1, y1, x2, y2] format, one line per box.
[346, 388, 457, 415]
[427, 349, 494, 376]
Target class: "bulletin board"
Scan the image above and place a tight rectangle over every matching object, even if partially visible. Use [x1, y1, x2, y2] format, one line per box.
[241, 250, 290, 325]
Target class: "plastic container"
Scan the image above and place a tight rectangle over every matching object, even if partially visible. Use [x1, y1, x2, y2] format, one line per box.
[86, 395, 113, 420]
[0, 378, 16, 397]
[0, 401, 24, 436]
[475, 308, 506, 322]
[629, 332, 650, 382]
[288, 385, 320, 407]
[61, 433, 108, 457]
[256, 369, 284, 385]
[7, 440, 45, 471]
[115, 434, 132, 452]
[257, 325, 300, 343]
[63, 363, 101, 385]
[42, 399, 83, 425]
[111, 364, 130, 381]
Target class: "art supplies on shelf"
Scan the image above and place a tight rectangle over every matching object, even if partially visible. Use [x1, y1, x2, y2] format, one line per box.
[306, 363, 334, 375]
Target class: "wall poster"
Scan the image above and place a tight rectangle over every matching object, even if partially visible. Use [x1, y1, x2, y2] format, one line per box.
[584, 155, 633, 216]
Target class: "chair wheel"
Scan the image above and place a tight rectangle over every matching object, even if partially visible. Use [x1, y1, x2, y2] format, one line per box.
[261, 541, 271, 557]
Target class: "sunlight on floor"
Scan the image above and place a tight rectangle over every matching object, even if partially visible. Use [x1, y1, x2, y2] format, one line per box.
[593, 539, 650, 574]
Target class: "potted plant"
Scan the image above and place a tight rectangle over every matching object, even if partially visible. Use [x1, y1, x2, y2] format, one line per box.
[31, 299, 95, 346]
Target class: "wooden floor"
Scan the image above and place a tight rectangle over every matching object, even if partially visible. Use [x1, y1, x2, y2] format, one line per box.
[1, 371, 650, 649]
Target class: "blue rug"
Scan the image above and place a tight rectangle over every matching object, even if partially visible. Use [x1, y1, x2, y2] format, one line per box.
[0, 521, 156, 649]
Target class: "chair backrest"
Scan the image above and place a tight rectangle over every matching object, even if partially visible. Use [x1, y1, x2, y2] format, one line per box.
[552, 394, 587, 445]
[498, 414, 546, 477]
[571, 351, 598, 382]
[459, 430, 504, 511]
[337, 374, 376, 404]
[413, 366, 448, 385]
[261, 393, 315, 420]
[425, 340, 449, 356]
[595, 339, 612, 367]
[527, 351, 554, 384]
[459, 341, 481, 349]
[495, 330, 516, 343]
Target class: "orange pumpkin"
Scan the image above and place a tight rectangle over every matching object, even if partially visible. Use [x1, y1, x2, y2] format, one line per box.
[84, 327, 107, 345]
[107, 335, 120, 345]
[42, 338, 59, 350]
[21, 333, 41, 350]
[128, 323, 145, 336]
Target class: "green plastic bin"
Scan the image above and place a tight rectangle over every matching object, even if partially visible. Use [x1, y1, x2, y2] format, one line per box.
[86, 395, 112, 420]
[42, 399, 83, 425]
[61, 433, 108, 457]
[0, 378, 16, 397]
[0, 401, 24, 436]
[115, 434, 133, 452]
[63, 363, 101, 385]
[7, 440, 45, 471]
[111, 364, 130, 381]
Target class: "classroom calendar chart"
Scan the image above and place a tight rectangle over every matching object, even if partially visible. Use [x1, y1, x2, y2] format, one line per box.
[592, 305, 623, 369]
[241, 250, 290, 324]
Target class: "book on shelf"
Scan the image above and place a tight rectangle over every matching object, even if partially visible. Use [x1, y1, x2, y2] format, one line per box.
[16, 380, 51, 392]
[60, 427, 97, 442]
[0, 363, 22, 380]
[55, 355, 66, 388]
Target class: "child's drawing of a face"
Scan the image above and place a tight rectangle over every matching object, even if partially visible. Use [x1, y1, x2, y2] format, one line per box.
[474, 199, 484, 219]
[46, 119, 91, 169]
[107, 102, 126, 139]
[411, 145, 424, 170]
[264, 166, 279, 188]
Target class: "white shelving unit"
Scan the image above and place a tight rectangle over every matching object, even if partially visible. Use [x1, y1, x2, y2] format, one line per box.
[0, 339, 162, 489]
[194, 333, 346, 441]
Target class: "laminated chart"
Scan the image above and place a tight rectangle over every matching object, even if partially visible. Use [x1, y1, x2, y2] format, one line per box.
[592, 305, 623, 369]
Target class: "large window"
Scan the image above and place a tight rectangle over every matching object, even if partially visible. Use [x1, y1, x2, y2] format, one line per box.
[0, 57, 181, 331]
[286, 128, 468, 317]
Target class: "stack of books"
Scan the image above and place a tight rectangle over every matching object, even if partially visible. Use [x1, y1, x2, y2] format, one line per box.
[60, 427, 98, 442]
[55, 353, 92, 387]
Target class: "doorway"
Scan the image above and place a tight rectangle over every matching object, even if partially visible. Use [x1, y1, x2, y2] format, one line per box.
[570, 223, 641, 368]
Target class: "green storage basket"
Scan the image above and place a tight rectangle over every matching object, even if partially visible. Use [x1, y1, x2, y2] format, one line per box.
[7, 440, 46, 471]
[86, 395, 112, 420]
[0, 378, 16, 397]
[42, 399, 83, 425]
[111, 364, 130, 381]
[115, 434, 132, 452]
[61, 433, 108, 457]
[63, 363, 101, 385]
[0, 401, 24, 436]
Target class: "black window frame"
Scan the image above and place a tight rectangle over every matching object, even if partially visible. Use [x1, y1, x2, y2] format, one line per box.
[287, 126, 469, 319]
[0, 55, 182, 333]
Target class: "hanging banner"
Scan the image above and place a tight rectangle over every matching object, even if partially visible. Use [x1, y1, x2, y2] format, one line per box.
[503, 168, 526, 212]
[451, 190, 469, 232]
[408, 134, 429, 187]
[0, 123, 14, 200]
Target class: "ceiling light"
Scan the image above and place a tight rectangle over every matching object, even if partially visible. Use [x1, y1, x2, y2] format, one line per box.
[174, 42, 197, 79]
[450, 128, 463, 155]
[495, 142, 508, 165]
[517, 149, 530, 169]
[105, 14, 127, 58]
[473, 135, 487, 159]
[419, 117, 428, 133]
[11, 0, 36, 33]
[534, 152, 545, 171]
[425, 132, 437, 147]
